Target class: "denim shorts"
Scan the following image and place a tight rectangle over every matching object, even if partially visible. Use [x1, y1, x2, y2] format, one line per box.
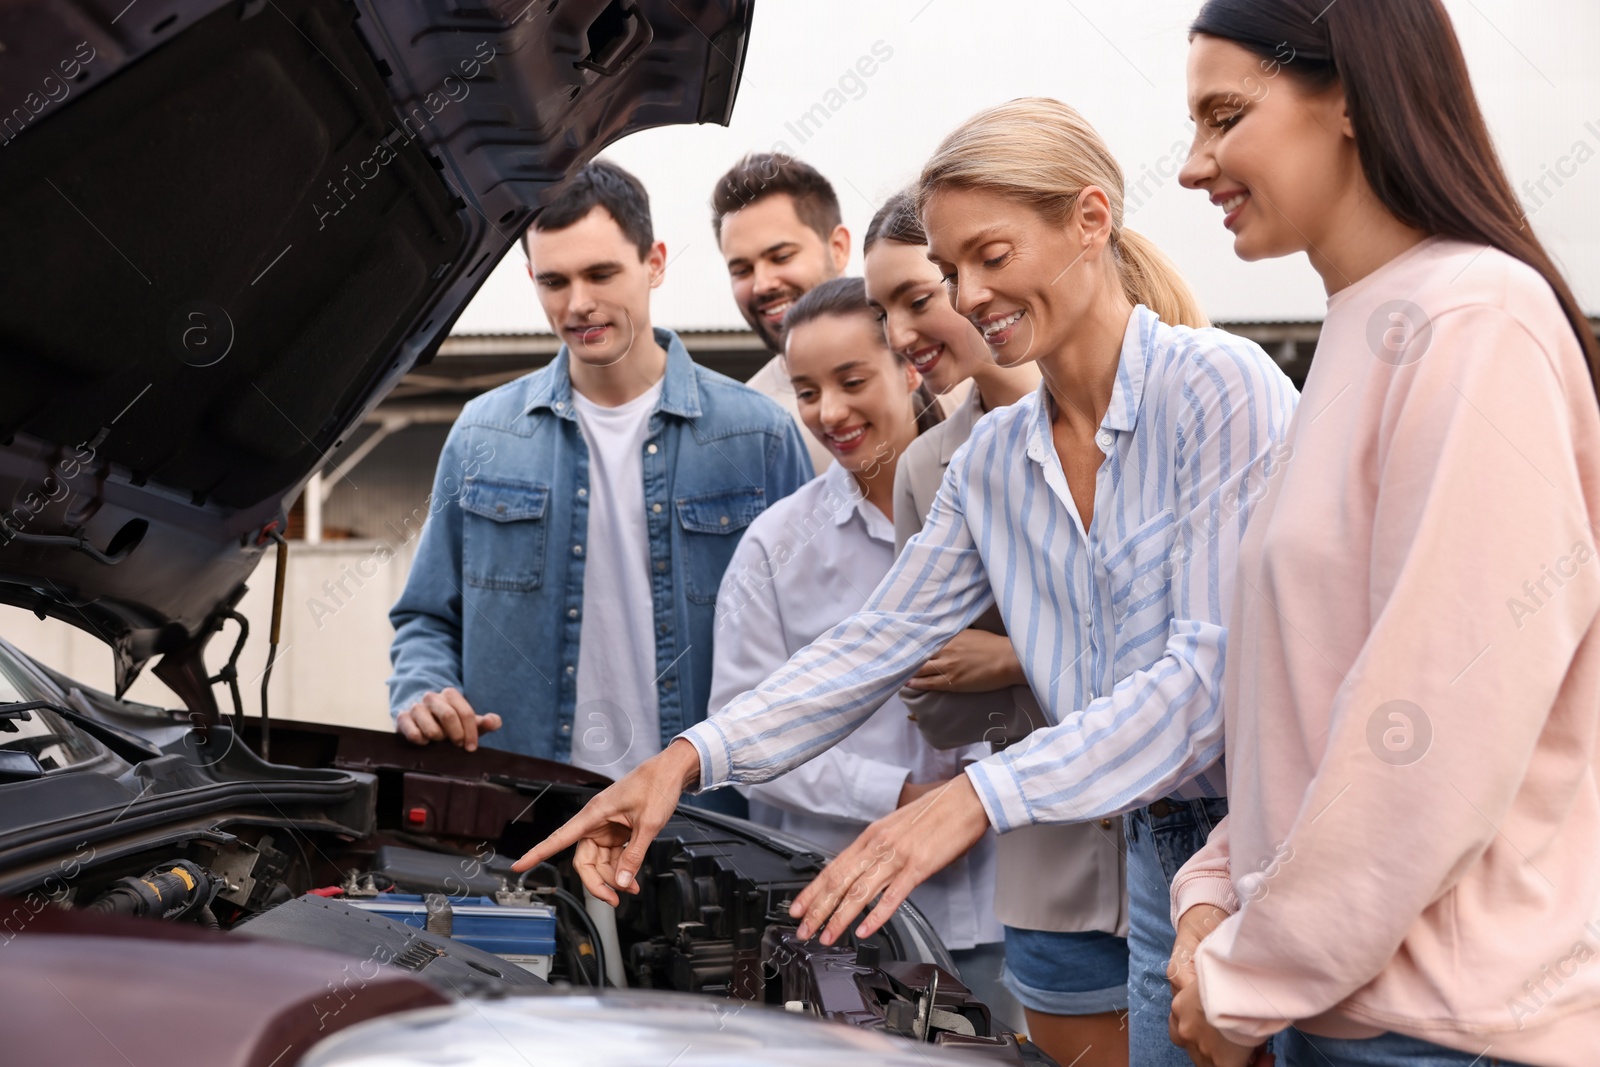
[1000, 925, 1130, 1015]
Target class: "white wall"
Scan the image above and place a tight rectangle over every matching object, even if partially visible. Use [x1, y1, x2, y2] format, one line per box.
[2, 539, 418, 732]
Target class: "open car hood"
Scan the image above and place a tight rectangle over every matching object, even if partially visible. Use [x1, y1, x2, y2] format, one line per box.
[0, 0, 752, 712]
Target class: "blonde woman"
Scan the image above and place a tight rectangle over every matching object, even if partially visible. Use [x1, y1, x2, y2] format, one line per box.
[519, 98, 1297, 1067]
[866, 190, 1128, 1067]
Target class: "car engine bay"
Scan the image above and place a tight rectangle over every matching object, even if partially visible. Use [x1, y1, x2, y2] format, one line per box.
[2, 716, 1047, 1063]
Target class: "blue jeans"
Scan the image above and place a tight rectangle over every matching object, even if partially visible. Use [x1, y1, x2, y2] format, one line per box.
[1124, 797, 1230, 1067]
[1283, 1029, 1531, 1066]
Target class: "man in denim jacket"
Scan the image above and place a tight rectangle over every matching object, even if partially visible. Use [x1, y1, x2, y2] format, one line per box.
[388, 161, 811, 812]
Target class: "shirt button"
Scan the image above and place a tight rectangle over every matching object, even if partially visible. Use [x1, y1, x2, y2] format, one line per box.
[572, 544, 583, 556]
[719, 515, 730, 526]
[568, 608, 579, 619]
[1082, 613, 1093, 627]
[657, 623, 668, 635]
[555, 401, 566, 411]
[565, 665, 575, 675]
[1096, 431, 1112, 449]
[655, 560, 668, 572]
[646, 443, 658, 455]
[652, 503, 662, 514]
[1099, 818, 1114, 830]
[495, 504, 506, 515]
[577, 488, 587, 499]
[560, 723, 571, 733]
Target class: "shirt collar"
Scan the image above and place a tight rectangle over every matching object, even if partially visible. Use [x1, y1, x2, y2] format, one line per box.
[821, 461, 894, 543]
[1023, 304, 1157, 464]
[524, 327, 703, 421]
[1102, 304, 1156, 434]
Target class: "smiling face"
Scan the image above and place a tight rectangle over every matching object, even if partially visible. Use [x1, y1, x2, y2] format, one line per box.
[526, 205, 664, 369]
[1179, 34, 1358, 262]
[785, 311, 921, 474]
[863, 238, 994, 396]
[922, 185, 1111, 368]
[719, 193, 849, 351]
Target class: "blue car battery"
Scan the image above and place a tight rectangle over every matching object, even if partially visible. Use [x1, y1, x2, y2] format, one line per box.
[347, 893, 558, 979]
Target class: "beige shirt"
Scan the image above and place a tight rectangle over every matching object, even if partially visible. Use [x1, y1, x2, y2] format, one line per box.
[1173, 239, 1600, 1063]
[894, 387, 1128, 935]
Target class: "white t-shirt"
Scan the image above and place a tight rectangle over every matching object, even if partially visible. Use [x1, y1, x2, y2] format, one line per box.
[568, 380, 664, 778]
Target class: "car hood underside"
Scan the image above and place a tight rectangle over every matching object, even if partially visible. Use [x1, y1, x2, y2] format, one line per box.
[0, 0, 750, 714]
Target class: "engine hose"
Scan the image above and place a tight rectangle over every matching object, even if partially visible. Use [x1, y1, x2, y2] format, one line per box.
[539, 885, 606, 989]
[206, 610, 249, 735]
[550, 910, 596, 987]
[511, 867, 612, 987]
[86, 860, 214, 921]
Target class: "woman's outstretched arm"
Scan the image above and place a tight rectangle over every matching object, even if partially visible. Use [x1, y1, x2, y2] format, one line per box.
[514, 466, 995, 900]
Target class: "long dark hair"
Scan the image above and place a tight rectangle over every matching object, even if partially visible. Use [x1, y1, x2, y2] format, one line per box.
[1191, 0, 1599, 390]
[785, 277, 944, 435]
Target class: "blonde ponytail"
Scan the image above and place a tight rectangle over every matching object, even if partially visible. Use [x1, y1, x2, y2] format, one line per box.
[1117, 229, 1209, 329]
[916, 97, 1208, 330]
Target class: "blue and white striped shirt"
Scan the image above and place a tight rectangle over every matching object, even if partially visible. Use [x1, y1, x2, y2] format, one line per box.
[683, 306, 1298, 832]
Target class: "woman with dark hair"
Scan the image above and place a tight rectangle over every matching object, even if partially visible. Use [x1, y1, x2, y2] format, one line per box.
[1169, 2, 1600, 1065]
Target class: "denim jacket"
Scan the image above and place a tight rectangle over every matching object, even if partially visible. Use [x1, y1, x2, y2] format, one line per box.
[388, 328, 813, 768]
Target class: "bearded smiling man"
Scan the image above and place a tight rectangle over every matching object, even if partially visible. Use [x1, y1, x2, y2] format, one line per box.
[387, 160, 811, 816]
[712, 153, 967, 472]
[711, 153, 852, 473]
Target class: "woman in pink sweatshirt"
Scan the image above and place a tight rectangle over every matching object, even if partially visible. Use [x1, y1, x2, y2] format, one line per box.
[1168, 2, 1600, 1066]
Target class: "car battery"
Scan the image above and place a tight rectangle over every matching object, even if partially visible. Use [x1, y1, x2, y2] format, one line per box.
[347, 893, 557, 979]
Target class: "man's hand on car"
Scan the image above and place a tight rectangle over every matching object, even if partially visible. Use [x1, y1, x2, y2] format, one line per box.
[512, 738, 702, 905]
[396, 687, 501, 752]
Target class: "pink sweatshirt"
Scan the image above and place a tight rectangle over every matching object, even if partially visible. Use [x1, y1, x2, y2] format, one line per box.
[1172, 238, 1600, 1065]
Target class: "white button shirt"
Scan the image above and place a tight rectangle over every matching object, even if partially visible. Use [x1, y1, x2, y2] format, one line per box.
[709, 460, 1001, 949]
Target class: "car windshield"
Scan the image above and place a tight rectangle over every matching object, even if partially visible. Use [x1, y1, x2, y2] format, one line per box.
[0, 647, 100, 771]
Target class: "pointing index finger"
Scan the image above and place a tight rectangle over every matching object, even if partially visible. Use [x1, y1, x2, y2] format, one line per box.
[512, 810, 602, 872]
